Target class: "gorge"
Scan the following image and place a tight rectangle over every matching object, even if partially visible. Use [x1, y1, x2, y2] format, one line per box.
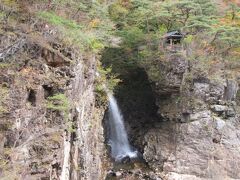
[0, 0, 240, 180]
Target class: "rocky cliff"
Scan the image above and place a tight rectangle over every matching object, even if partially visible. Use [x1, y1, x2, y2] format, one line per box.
[142, 51, 240, 180]
[2, 29, 239, 180]
[0, 14, 108, 180]
[1, 1, 240, 180]
[101, 43, 240, 180]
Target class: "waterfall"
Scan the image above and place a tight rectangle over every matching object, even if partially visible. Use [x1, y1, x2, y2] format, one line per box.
[107, 93, 137, 161]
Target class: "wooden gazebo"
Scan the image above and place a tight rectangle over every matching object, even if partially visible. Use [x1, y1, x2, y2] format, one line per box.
[163, 31, 184, 46]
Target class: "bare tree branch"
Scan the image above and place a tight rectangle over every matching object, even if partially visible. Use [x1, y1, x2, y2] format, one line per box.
[0, 37, 26, 61]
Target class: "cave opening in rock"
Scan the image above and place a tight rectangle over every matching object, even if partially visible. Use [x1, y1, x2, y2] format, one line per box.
[101, 48, 159, 159]
[27, 89, 36, 106]
[42, 85, 54, 99]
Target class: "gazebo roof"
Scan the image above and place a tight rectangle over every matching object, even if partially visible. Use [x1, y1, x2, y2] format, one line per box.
[163, 31, 183, 38]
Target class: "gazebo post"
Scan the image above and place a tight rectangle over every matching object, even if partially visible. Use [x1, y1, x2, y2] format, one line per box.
[162, 31, 184, 50]
[170, 39, 173, 48]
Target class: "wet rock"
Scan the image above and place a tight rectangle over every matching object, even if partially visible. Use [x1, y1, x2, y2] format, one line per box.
[115, 171, 122, 177]
[106, 170, 116, 177]
[121, 156, 131, 164]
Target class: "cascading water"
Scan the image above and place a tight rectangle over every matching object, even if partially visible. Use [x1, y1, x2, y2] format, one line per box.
[107, 93, 137, 162]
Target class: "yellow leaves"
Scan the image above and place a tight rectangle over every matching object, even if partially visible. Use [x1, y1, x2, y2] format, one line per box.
[1, 0, 19, 9]
[1, 0, 16, 5]
[89, 18, 101, 28]
[231, 47, 240, 55]
[223, 0, 240, 6]
[218, 12, 240, 27]
[0, 63, 11, 69]
[219, 18, 239, 26]
[19, 67, 33, 75]
[109, 2, 129, 20]
[233, 47, 240, 51]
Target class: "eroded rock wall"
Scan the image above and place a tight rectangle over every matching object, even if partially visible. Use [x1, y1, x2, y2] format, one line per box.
[142, 52, 240, 179]
[0, 31, 107, 179]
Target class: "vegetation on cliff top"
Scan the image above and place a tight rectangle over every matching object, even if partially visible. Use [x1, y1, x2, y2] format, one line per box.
[1, 0, 240, 94]
[0, 0, 240, 178]
[103, 0, 240, 85]
[108, 0, 240, 54]
[0, 0, 240, 78]
[1, 0, 240, 56]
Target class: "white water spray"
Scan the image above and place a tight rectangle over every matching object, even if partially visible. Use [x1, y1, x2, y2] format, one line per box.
[107, 93, 137, 161]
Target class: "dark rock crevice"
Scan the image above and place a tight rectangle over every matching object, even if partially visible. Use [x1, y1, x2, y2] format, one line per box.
[101, 48, 160, 155]
[102, 48, 240, 179]
[27, 89, 36, 106]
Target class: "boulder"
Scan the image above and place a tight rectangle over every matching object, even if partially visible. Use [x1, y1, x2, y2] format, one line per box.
[210, 105, 227, 112]
[115, 171, 122, 177]
[121, 155, 131, 164]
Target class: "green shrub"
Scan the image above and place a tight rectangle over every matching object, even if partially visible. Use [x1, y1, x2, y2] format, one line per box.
[38, 11, 82, 29]
[109, 2, 128, 21]
[46, 93, 76, 132]
[46, 93, 69, 119]
[38, 11, 106, 51]
[95, 62, 121, 106]
[118, 27, 145, 47]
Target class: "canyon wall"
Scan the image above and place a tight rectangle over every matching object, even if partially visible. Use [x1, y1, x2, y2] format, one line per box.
[142, 52, 240, 180]
[0, 28, 108, 180]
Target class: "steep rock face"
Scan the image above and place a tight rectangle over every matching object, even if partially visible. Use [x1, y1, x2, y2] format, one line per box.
[69, 55, 108, 180]
[0, 30, 107, 179]
[143, 52, 240, 179]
